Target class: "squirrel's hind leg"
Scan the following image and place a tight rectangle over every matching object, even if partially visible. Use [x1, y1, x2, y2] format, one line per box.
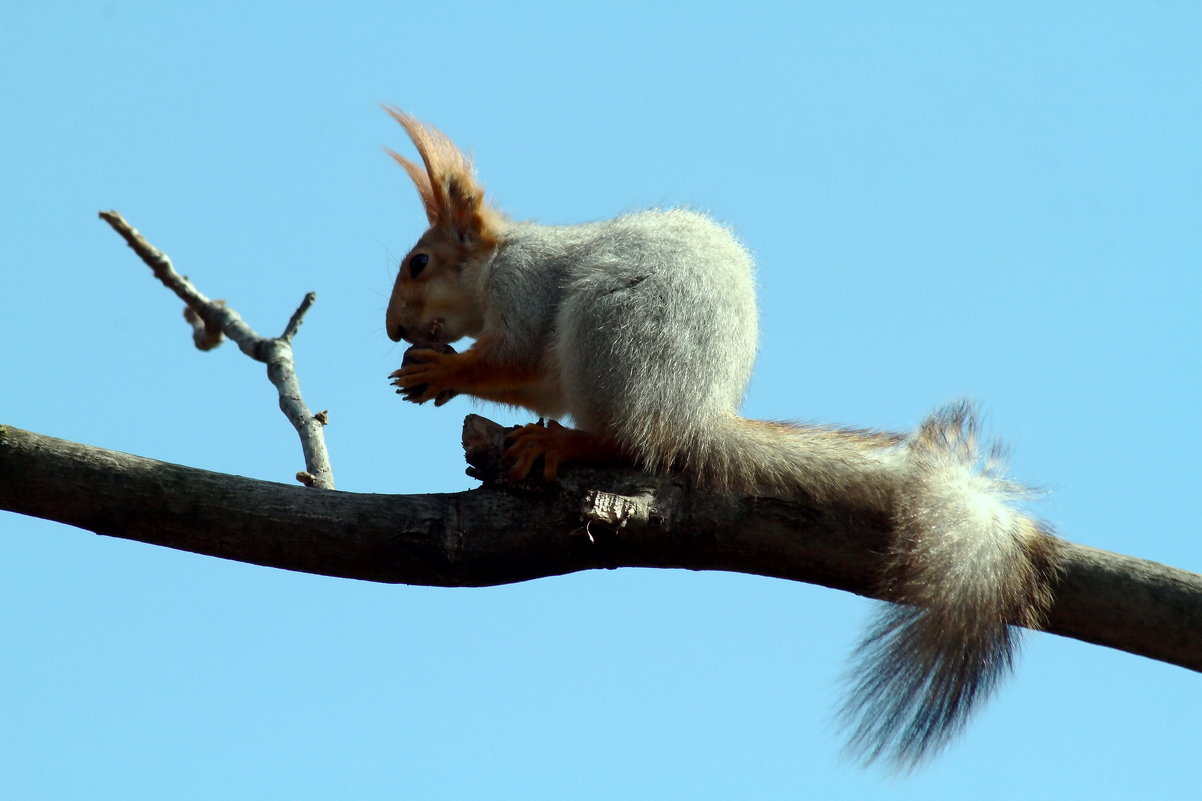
[502, 420, 628, 482]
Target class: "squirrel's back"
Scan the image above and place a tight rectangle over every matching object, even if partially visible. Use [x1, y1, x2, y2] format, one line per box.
[554, 210, 759, 458]
[487, 209, 761, 476]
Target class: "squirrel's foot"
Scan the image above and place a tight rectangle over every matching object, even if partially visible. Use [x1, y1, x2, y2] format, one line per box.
[502, 420, 625, 482]
[389, 344, 460, 406]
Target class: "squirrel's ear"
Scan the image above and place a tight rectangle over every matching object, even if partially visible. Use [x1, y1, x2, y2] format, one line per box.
[442, 174, 501, 249]
[383, 106, 501, 247]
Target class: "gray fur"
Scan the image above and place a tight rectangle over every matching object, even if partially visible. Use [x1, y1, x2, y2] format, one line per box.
[480, 211, 757, 436]
[415, 207, 1057, 769]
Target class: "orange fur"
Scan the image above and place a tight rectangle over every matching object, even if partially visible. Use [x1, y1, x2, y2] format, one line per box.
[383, 107, 503, 247]
[389, 336, 544, 407]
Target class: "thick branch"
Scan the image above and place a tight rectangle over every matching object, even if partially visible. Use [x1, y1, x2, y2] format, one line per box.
[2, 422, 1199, 674]
[98, 211, 334, 489]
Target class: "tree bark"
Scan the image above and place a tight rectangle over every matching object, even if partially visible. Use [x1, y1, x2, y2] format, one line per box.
[2, 420, 1200, 674]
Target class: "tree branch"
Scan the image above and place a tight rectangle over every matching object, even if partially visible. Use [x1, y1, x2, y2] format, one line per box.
[2, 419, 1199, 674]
[98, 211, 333, 488]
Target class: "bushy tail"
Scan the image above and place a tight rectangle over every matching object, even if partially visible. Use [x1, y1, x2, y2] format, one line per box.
[840, 404, 1059, 769]
[662, 402, 1059, 770]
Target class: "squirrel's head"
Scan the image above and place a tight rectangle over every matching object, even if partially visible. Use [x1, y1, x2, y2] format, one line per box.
[383, 108, 503, 345]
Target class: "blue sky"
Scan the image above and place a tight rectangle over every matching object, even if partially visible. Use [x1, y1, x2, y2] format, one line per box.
[2, 2, 1200, 798]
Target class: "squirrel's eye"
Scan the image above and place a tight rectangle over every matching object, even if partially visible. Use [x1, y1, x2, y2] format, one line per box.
[407, 253, 430, 278]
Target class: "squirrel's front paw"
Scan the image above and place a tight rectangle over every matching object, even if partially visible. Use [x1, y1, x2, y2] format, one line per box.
[389, 343, 460, 406]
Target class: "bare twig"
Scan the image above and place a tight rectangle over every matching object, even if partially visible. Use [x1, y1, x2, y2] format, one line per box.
[98, 210, 334, 489]
[281, 292, 317, 342]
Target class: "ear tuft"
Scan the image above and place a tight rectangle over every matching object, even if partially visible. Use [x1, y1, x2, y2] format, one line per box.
[386, 147, 438, 222]
[383, 106, 502, 246]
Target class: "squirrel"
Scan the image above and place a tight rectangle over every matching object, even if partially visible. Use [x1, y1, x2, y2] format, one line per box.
[382, 107, 1061, 770]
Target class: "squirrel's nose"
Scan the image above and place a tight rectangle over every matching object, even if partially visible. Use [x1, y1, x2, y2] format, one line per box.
[387, 323, 407, 342]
